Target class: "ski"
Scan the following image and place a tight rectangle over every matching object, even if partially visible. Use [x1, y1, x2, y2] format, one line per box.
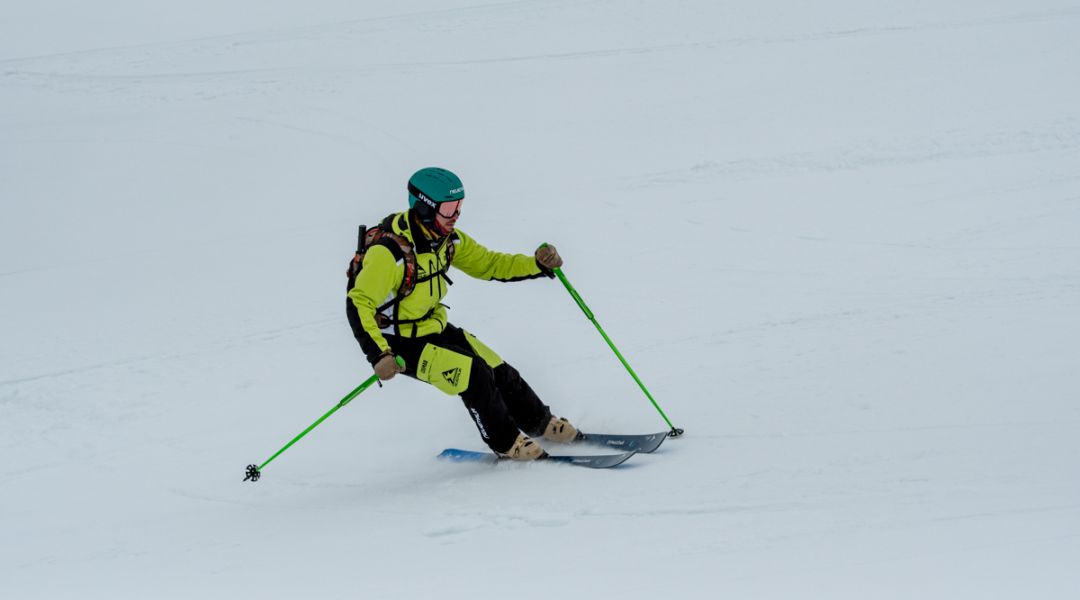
[573, 431, 669, 454]
[438, 448, 636, 469]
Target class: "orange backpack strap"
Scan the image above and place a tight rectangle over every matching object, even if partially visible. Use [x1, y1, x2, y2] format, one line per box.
[346, 215, 420, 313]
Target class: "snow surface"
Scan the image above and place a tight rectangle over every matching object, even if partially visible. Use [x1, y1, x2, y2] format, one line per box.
[3, 1, 1079, 598]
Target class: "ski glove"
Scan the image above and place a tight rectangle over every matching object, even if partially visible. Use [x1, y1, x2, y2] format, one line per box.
[374, 351, 404, 381]
[535, 245, 563, 271]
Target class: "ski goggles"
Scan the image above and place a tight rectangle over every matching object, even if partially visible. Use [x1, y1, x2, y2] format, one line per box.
[437, 199, 462, 218]
[408, 182, 464, 218]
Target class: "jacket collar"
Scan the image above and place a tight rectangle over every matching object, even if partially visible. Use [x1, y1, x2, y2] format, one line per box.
[397, 209, 439, 254]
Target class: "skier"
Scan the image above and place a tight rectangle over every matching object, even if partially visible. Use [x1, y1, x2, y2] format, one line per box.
[347, 167, 577, 460]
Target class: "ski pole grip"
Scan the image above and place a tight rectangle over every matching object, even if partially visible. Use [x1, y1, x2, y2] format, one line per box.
[395, 356, 406, 370]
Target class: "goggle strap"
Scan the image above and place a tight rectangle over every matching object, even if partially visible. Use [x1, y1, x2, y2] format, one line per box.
[407, 182, 438, 209]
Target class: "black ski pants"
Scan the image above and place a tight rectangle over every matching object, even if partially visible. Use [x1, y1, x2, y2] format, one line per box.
[386, 323, 552, 453]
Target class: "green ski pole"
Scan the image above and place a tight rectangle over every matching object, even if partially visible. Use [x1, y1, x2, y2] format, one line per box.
[541, 245, 683, 438]
[243, 356, 406, 482]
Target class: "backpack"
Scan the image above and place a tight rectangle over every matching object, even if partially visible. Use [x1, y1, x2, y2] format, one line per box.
[346, 214, 418, 310]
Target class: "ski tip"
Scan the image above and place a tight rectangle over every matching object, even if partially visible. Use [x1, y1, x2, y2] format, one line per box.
[597, 450, 636, 468]
[642, 433, 669, 453]
[577, 431, 670, 454]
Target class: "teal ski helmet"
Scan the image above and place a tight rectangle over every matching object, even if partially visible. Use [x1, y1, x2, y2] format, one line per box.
[407, 167, 464, 228]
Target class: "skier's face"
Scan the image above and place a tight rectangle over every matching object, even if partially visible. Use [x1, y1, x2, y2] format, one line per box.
[434, 200, 461, 234]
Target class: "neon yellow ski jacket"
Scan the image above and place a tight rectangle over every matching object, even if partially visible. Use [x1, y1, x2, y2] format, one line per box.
[348, 211, 549, 360]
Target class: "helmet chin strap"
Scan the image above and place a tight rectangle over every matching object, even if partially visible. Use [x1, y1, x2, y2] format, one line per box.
[413, 213, 446, 239]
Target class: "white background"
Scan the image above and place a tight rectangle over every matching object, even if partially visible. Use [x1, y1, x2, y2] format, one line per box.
[2, 1, 1079, 598]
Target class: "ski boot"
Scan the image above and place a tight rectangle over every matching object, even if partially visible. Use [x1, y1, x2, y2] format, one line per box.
[498, 433, 546, 461]
[542, 416, 579, 443]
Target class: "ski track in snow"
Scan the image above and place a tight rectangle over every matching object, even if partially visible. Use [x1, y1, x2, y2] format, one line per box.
[2, 5, 1079, 102]
[632, 122, 1080, 184]
[3, 4, 1079, 71]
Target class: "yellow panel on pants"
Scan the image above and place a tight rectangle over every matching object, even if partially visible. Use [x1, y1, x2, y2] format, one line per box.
[418, 344, 473, 395]
[463, 330, 504, 369]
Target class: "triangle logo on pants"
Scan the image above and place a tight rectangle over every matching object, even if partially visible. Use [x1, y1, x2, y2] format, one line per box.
[442, 367, 461, 387]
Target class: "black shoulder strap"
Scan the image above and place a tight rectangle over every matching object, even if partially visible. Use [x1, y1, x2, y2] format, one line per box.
[373, 237, 406, 263]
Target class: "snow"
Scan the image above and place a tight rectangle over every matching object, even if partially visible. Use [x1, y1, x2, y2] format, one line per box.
[2, 1, 1079, 597]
